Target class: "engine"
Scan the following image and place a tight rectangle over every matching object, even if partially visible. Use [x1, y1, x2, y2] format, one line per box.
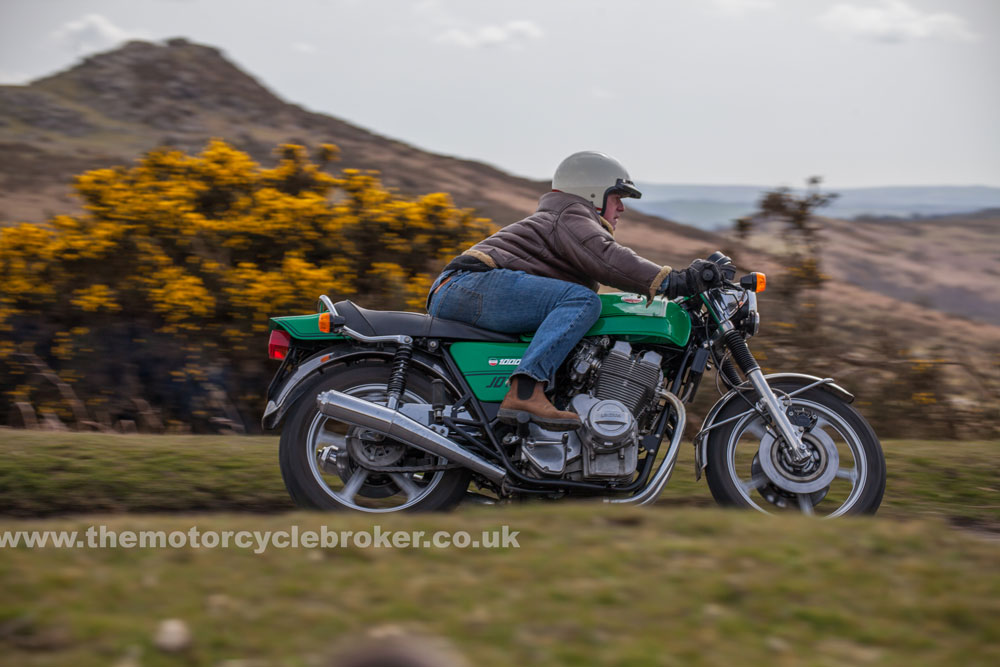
[519, 341, 664, 481]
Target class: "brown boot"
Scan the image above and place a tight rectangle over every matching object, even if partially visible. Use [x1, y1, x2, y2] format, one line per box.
[498, 376, 581, 431]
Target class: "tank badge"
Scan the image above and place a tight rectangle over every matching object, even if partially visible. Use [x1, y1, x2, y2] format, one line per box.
[488, 358, 521, 366]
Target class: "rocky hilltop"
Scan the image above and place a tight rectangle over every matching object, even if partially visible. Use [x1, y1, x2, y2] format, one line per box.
[30, 39, 291, 131]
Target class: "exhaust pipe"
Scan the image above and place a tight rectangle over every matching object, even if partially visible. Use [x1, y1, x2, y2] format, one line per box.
[316, 389, 507, 484]
[607, 391, 686, 506]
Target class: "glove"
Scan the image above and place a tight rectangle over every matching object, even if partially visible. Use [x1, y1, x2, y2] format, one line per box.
[659, 259, 724, 299]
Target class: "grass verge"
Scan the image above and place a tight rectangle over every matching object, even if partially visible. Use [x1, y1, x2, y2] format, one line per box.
[0, 430, 997, 528]
[0, 429, 294, 516]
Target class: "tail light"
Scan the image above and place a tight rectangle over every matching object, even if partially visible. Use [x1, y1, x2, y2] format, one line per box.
[268, 329, 291, 360]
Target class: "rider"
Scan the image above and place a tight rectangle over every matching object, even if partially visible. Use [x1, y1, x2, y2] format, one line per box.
[426, 151, 722, 430]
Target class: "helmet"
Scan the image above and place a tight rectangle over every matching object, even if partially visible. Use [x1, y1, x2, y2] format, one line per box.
[551, 151, 642, 214]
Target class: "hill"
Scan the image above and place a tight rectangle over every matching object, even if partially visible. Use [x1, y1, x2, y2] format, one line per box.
[0, 38, 718, 267]
[732, 209, 1000, 326]
[818, 210, 1000, 326]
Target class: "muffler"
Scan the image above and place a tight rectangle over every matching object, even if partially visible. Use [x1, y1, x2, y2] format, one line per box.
[316, 389, 507, 484]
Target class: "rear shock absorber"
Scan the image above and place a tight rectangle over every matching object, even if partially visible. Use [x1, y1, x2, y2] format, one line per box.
[386, 342, 414, 410]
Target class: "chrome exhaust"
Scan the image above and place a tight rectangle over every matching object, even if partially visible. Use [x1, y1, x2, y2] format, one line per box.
[608, 392, 686, 506]
[316, 389, 507, 484]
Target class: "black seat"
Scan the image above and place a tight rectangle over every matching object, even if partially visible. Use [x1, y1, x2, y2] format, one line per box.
[334, 301, 520, 342]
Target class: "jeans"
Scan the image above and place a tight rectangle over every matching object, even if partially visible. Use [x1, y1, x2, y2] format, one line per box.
[427, 269, 602, 385]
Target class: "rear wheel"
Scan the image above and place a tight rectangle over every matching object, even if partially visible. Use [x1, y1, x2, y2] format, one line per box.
[705, 383, 885, 517]
[279, 361, 471, 512]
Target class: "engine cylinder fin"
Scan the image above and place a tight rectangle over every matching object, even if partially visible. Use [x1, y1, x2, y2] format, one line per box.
[594, 345, 661, 414]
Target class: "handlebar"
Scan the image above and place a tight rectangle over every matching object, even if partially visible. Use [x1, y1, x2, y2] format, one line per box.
[704, 251, 765, 294]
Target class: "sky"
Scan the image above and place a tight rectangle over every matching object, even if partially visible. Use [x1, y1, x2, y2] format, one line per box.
[1, 0, 998, 188]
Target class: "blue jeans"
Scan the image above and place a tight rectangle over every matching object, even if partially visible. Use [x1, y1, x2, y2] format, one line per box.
[427, 269, 602, 385]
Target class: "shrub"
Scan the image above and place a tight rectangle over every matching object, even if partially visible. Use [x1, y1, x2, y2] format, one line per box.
[0, 140, 493, 431]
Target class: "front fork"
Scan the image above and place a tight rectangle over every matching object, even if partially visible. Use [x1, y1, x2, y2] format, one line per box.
[717, 320, 811, 464]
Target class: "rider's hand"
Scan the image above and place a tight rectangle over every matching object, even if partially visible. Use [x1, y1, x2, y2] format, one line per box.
[660, 259, 724, 298]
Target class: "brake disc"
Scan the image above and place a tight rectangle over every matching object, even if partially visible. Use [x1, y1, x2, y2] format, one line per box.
[751, 456, 828, 508]
[757, 426, 839, 495]
[346, 428, 407, 468]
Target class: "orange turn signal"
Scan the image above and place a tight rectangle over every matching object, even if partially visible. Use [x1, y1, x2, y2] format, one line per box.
[741, 272, 767, 292]
[318, 312, 331, 332]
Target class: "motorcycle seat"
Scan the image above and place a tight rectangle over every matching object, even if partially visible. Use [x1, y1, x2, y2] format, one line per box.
[334, 300, 520, 343]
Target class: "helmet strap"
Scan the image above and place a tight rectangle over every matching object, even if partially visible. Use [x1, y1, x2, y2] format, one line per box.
[599, 185, 617, 217]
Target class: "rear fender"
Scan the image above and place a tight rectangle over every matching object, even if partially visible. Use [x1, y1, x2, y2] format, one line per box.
[692, 373, 854, 479]
[261, 344, 456, 430]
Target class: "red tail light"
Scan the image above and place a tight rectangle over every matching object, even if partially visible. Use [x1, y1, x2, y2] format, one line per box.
[268, 329, 291, 360]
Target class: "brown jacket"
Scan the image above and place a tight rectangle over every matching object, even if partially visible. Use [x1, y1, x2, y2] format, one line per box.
[462, 191, 671, 301]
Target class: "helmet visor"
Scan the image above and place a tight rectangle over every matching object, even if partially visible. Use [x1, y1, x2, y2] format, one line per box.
[608, 178, 642, 200]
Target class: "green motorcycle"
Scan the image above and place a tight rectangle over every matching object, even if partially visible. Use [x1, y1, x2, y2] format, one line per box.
[263, 252, 885, 515]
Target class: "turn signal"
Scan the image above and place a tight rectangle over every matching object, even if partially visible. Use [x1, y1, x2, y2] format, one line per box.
[318, 312, 331, 332]
[740, 272, 767, 292]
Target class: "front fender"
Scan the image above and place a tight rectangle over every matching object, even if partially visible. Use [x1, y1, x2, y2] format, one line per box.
[692, 373, 854, 479]
[261, 345, 455, 430]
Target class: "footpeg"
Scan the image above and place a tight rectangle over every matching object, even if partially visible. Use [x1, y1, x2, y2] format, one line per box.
[516, 412, 531, 437]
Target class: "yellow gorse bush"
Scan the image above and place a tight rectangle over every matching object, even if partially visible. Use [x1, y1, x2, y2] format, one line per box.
[0, 139, 493, 430]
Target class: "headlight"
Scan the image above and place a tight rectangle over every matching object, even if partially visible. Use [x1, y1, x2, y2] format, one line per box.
[706, 287, 759, 338]
[716, 291, 745, 320]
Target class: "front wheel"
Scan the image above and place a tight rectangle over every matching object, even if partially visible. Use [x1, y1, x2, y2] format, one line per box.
[279, 361, 471, 513]
[705, 382, 885, 517]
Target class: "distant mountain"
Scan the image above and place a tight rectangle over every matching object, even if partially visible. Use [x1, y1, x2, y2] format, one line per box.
[632, 184, 1000, 231]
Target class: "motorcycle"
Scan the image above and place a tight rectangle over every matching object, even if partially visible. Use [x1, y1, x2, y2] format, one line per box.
[262, 252, 885, 516]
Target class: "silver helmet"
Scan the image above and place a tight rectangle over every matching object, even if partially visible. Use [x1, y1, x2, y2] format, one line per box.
[552, 151, 642, 214]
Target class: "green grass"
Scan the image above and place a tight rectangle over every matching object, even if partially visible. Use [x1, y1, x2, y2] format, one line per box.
[882, 439, 1000, 529]
[0, 431, 998, 665]
[0, 430, 294, 516]
[0, 506, 997, 666]
[1, 430, 997, 528]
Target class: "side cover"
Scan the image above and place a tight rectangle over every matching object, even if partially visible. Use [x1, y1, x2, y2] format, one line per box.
[449, 342, 530, 402]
